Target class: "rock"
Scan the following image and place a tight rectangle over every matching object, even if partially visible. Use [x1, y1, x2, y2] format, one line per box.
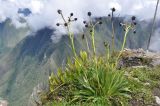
[118, 48, 160, 68]
[133, 78, 140, 82]
[144, 82, 150, 86]
[153, 88, 160, 97]
[28, 83, 49, 106]
[155, 96, 160, 105]
[0, 99, 8, 106]
[131, 66, 148, 69]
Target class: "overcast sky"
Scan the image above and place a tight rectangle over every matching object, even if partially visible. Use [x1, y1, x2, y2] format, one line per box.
[0, 0, 160, 31]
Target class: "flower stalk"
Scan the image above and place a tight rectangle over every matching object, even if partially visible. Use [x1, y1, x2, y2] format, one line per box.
[56, 10, 77, 57]
[115, 25, 131, 67]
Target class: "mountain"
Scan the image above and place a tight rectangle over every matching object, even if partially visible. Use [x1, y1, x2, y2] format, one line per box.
[0, 19, 28, 82]
[0, 19, 28, 56]
[0, 17, 159, 106]
[0, 27, 76, 106]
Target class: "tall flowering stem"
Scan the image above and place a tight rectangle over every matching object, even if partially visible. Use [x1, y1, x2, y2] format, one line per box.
[91, 27, 96, 56]
[115, 25, 131, 67]
[56, 10, 77, 57]
[111, 22, 115, 53]
[113, 15, 137, 68]
[67, 25, 77, 57]
[83, 12, 102, 57]
[111, 7, 116, 53]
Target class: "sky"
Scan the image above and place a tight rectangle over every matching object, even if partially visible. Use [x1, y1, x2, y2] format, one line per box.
[0, 0, 160, 31]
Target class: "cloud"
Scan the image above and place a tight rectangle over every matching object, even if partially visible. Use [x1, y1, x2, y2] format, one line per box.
[0, 0, 160, 31]
[150, 28, 160, 52]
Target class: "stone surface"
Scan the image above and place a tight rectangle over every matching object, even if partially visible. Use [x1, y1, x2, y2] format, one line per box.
[28, 83, 48, 106]
[119, 48, 160, 68]
[0, 99, 8, 106]
[155, 96, 160, 105]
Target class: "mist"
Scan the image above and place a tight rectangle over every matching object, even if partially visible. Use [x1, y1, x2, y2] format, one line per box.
[150, 28, 160, 52]
[0, 0, 160, 31]
[0, 0, 160, 51]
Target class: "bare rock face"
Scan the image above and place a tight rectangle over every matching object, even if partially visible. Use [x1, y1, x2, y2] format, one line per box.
[118, 48, 160, 68]
[155, 96, 160, 105]
[0, 99, 8, 106]
[28, 83, 48, 106]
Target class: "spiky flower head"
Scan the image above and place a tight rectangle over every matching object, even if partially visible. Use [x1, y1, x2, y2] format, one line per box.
[83, 21, 86, 24]
[64, 23, 68, 27]
[56, 23, 60, 26]
[88, 12, 92, 16]
[85, 24, 88, 28]
[57, 9, 62, 14]
[111, 7, 116, 12]
[99, 21, 102, 25]
[133, 30, 136, 34]
[74, 18, 78, 21]
[132, 16, 136, 21]
[133, 22, 137, 25]
[70, 13, 74, 16]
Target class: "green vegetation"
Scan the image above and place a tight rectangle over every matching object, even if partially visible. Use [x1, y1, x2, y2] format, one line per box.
[46, 52, 131, 105]
[40, 9, 159, 106]
[44, 65, 160, 105]
[0, 8, 159, 106]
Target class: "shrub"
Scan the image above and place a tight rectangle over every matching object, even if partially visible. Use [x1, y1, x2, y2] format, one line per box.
[44, 9, 137, 106]
[47, 51, 131, 105]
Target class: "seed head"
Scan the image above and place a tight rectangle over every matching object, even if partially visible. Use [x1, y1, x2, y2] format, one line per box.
[85, 24, 88, 28]
[111, 7, 116, 12]
[99, 21, 102, 25]
[70, 13, 74, 16]
[108, 14, 111, 17]
[64, 23, 68, 27]
[56, 23, 60, 26]
[88, 12, 92, 16]
[57, 9, 62, 14]
[83, 21, 86, 24]
[132, 16, 136, 20]
[74, 18, 78, 21]
[133, 22, 137, 25]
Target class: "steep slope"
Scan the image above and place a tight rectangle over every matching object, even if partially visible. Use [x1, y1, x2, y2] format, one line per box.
[0, 19, 28, 82]
[0, 17, 158, 106]
[0, 19, 28, 55]
[0, 27, 76, 106]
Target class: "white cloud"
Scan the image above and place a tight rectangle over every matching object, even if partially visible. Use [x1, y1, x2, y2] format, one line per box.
[0, 0, 159, 31]
[30, 0, 43, 14]
[150, 28, 160, 52]
[108, 2, 122, 12]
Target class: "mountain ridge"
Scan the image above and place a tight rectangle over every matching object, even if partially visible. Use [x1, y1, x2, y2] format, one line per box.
[0, 17, 160, 105]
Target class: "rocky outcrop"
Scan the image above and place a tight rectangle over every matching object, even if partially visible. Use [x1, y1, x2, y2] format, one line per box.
[119, 49, 160, 106]
[28, 83, 48, 106]
[0, 99, 8, 106]
[119, 48, 160, 68]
